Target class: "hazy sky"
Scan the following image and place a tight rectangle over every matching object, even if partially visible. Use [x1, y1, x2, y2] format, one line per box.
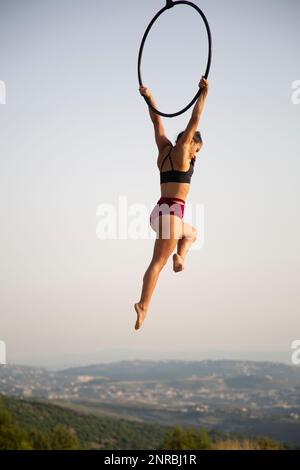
[0, 0, 299, 366]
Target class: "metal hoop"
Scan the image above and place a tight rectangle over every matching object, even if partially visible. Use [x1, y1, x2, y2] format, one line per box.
[137, 0, 212, 118]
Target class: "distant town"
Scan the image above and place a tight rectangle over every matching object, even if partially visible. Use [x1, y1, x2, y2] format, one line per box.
[1, 360, 300, 445]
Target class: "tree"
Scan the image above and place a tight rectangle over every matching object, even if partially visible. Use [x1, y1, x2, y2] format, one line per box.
[160, 425, 212, 450]
[0, 410, 32, 450]
[49, 425, 80, 450]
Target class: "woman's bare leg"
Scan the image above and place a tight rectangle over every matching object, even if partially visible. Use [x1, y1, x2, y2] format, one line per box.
[134, 215, 179, 330]
[173, 223, 197, 273]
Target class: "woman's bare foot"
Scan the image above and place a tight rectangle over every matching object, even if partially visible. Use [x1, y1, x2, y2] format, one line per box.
[173, 253, 184, 273]
[134, 303, 148, 330]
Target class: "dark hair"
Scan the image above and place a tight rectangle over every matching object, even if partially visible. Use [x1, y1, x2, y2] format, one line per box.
[175, 130, 202, 145]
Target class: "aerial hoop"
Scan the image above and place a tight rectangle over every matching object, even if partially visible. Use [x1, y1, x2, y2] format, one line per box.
[137, 0, 212, 118]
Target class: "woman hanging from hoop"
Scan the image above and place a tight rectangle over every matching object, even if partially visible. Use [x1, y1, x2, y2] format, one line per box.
[134, 77, 209, 330]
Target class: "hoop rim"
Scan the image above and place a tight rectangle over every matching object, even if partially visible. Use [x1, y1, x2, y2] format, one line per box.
[137, 0, 212, 118]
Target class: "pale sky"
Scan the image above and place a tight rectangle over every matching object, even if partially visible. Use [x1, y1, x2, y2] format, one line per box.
[0, 0, 299, 367]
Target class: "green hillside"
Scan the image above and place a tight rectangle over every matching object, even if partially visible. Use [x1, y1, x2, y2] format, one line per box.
[0, 394, 289, 450]
[0, 394, 169, 450]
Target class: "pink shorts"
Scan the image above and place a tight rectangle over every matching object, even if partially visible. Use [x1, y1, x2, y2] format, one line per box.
[150, 197, 185, 228]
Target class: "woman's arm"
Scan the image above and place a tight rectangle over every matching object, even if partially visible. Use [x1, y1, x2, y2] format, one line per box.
[139, 86, 159, 123]
[178, 77, 209, 147]
[139, 86, 171, 152]
[191, 77, 209, 122]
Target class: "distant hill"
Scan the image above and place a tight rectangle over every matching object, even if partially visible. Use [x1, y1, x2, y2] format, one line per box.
[57, 359, 300, 382]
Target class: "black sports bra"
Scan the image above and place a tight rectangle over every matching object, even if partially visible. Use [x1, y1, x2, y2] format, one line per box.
[160, 146, 195, 184]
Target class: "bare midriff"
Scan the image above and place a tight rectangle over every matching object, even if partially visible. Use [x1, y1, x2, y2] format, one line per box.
[160, 182, 190, 201]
